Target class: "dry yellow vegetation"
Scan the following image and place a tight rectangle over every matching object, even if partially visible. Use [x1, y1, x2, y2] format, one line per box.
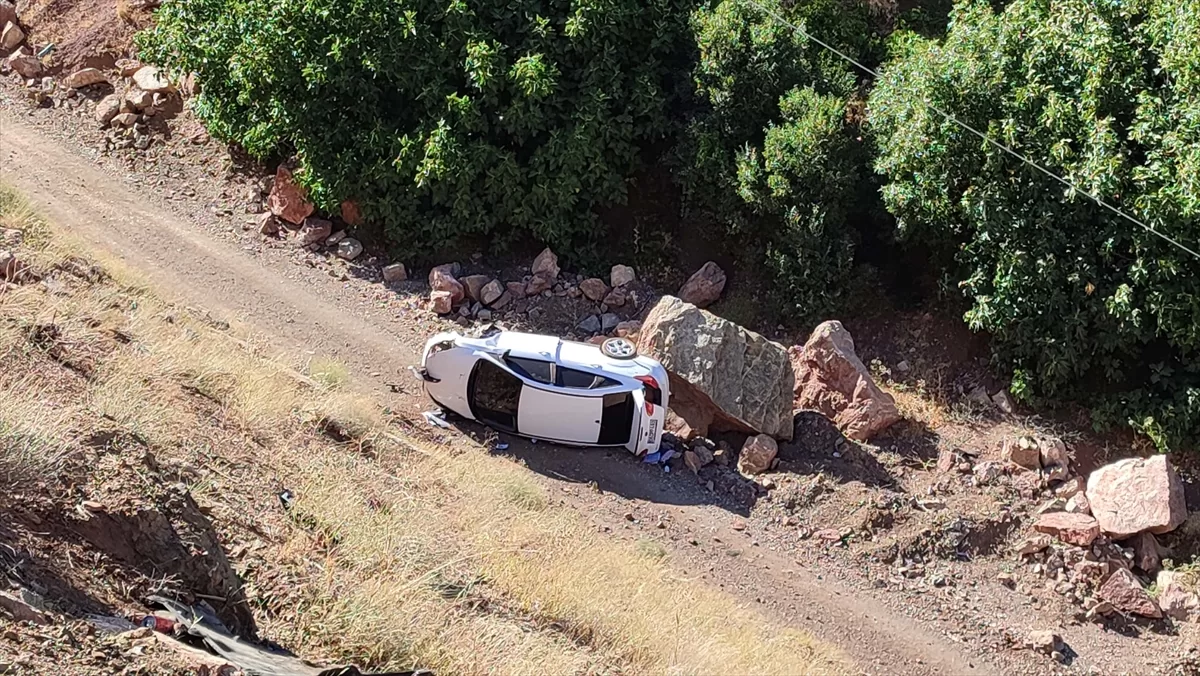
[0, 183, 848, 675]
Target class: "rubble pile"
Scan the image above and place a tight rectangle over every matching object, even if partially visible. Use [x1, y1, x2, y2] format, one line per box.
[1012, 452, 1195, 623]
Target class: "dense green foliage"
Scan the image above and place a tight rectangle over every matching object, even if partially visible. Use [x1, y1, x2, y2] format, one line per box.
[872, 0, 1200, 449]
[141, 0, 1200, 448]
[682, 0, 875, 317]
[138, 0, 694, 255]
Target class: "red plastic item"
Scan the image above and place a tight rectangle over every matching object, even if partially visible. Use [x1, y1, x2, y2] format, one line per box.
[138, 614, 177, 633]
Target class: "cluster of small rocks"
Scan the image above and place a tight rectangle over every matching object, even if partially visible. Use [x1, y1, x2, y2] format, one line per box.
[424, 247, 653, 338]
[1013, 453, 1194, 626]
[2, 22, 175, 152]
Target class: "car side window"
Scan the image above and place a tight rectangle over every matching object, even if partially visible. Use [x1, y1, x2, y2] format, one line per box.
[505, 356, 553, 384]
[558, 367, 620, 389]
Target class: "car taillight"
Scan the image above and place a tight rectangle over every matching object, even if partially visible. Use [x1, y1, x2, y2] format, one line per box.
[636, 375, 662, 415]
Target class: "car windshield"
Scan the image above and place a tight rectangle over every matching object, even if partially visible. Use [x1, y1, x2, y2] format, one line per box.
[558, 366, 619, 389]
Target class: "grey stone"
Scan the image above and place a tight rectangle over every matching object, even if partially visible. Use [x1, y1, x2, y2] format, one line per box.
[600, 312, 620, 334]
[577, 314, 602, 334]
[636, 295, 793, 440]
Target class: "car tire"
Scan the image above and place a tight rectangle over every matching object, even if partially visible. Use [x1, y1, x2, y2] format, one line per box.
[601, 337, 637, 360]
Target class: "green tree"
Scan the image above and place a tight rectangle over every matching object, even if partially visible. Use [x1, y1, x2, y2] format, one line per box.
[138, 0, 696, 258]
[871, 0, 1200, 449]
[681, 0, 877, 318]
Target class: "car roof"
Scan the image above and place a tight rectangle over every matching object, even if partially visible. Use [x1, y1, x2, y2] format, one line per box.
[460, 331, 656, 374]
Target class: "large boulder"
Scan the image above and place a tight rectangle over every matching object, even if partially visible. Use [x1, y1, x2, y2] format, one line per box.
[636, 295, 793, 440]
[1086, 455, 1186, 538]
[790, 321, 901, 441]
[677, 261, 726, 308]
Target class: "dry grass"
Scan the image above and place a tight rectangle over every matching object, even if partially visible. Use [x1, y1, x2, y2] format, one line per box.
[0, 182, 848, 675]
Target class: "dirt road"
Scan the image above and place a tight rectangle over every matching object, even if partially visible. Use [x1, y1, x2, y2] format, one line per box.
[1, 110, 1004, 675]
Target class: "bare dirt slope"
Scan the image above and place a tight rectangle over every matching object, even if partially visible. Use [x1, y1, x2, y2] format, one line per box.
[0, 110, 1010, 675]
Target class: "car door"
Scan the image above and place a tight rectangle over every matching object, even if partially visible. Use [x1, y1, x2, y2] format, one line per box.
[516, 385, 604, 444]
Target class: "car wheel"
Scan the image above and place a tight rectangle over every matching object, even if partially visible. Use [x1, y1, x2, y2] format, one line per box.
[601, 337, 637, 360]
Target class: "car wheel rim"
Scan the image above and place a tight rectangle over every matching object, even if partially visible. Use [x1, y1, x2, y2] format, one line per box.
[604, 338, 635, 358]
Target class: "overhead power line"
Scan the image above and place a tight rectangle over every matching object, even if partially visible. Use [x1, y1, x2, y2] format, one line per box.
[739, 0, 1200, 262]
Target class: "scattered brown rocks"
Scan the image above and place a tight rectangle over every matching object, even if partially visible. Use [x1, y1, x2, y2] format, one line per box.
[1002, 436, 1041, 471]
[430, 268, 465, 308]
[1, 21, 24, 52]
[602, 286, 627, 308]
[1127, 532, 1160, 573]
[268, 166, 315, 225]
[1098, 568, 1161, 618]
[297, 217, 332, 246]
[0, 590, 50, 625]
[6, 51, 41, 78]
[677, 261, 726, 308]
[382, 263, 407, 283]
[1156, 570, 1200, 621]
[1086, 455, 1186, 537]
[63, 68, 107, 88]
[738, 434, 778, 476]
[531, 247, 560, 279]
[336, 238, 363, 261]
[462, 274, 491, 303]
[94, 93, 122, 125]
[429, 290, 454, 315]
[637, 295, 794, 440]
[791, 321, 900, 442]
[131, 65, 173, 93]
[610, 264, 636, 288]
[1033, 512, 1100, 547]
[1026, 630, 1062, 656]
[0, 1, 15, 29]
[480, 279, 504, 306]
[580, 278, 609, 302]
[340, 200, 361, 225]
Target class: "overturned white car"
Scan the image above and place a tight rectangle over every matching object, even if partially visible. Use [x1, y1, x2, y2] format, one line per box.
[417, 330, 669, 455]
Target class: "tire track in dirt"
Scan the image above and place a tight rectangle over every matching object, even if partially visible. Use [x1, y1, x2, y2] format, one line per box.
[1, 110, 1004, 676]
